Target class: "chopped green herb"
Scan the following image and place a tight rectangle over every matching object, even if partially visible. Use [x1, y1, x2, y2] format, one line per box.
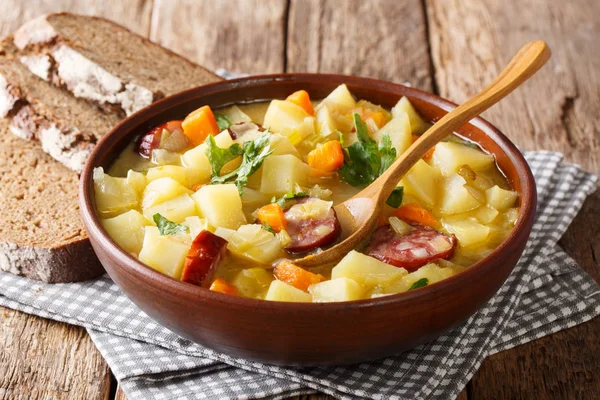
[153, 213, 189, 236]
[386, 186, 404, 208]
[408, 278, 429, 291]
[339, 114, 397, 187]
[272, 191, 309, 207]
[205, 135, 243, 177]
[261, 222, 276, 234]
[215, 112, 233, 131]
[378, 133, 396, 175]
[209, 133, 273, 195]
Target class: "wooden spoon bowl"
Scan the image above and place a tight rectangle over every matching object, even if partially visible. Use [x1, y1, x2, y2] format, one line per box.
[80, 73, 537, 365]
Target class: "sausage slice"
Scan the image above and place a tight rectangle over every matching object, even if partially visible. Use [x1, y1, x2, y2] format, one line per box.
[283, 197, 341, 253]
[366, 224, 456, 271]
[181, 230, 228, 287]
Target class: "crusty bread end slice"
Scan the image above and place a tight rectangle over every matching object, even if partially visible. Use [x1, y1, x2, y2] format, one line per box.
[0, 121, 103, 282]
[14, 13, 220, 117]
[0, 50, 121, 172]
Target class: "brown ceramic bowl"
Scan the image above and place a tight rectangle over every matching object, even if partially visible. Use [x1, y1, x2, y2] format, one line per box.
[79, 74, 536, 366]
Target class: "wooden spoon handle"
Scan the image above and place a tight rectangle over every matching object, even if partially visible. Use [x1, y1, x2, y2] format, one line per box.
[374, 40, 551, 202]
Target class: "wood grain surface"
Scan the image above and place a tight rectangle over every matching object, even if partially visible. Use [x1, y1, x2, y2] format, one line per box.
[287, 0, 433, 90]
[0, 0, 153, 37]
[1, 0, 598, 399]
[0, 306, 111, 400]
[150, 0, 288, 74]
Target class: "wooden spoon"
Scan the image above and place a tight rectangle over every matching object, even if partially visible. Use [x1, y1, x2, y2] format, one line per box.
[295, 40, 551, 268]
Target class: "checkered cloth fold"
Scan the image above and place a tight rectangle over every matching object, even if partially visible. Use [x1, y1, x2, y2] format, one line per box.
[0, 151, 598, 400]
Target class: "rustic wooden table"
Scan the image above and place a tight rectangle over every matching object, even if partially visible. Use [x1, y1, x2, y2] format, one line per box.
[1, 0, 598, 399]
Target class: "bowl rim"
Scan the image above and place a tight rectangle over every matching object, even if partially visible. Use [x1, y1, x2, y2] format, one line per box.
[79, 72, 536, 311]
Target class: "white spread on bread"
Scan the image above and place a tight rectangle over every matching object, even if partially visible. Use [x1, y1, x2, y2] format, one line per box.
[19, 54, 52, 81]
[13, 15, 58, 50]
[39, 124, 93, 173]
[0, 74, 19, 118]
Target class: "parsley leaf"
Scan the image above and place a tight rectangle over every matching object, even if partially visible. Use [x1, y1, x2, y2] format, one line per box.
[210, 133, 272, 195]
[272, 191, 309, 207]
[214, 112, 233, 131]
[378, 133, 396, 175]
[153, 213, 189, 236]
[386, 186, 404, 208]
[205, 135, 243, 177]
[408, 278, 429, 291]
[339, 114, 397, 187]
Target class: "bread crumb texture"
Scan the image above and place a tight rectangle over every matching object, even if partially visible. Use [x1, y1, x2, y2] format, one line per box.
[0, 124, 85, 248]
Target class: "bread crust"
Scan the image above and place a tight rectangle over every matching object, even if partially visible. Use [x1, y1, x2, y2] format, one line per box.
[0, 239, 104, 283]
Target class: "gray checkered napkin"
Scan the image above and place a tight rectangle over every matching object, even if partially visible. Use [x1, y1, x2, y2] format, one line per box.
[0, 151, 598, 400]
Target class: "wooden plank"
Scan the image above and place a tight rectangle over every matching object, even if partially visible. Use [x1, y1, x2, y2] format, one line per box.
[150, 0, 287, 75]
[426, 0, 600, 398]
[287, 0, 433, 91]
[0, 306, 111, 400]
[0, 0, 153, 37]
[425, 0, 599, 173]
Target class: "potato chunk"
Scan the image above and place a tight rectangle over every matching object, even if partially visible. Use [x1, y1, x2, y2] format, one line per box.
[143, 193, 197, 223]
[146, 165, 202, 188]
[126, 170, 146, 195]
[441, 217, 490, 247]
[400, 159, 439, 208]
[391, 97, 428, 135]
[192, 184, 246, 230]
[486, 185, 519, 212]
[432, 142, 495, 176]
[384, 263, 456, 294]
[184, 216, 209, 238]
[138, 227, 191, 279]
[263, 100, 315, 144]
[439, 174, 483, 215]
[232, 268, 274, 299]
[227, 224, 282, 265]
[321, 84, 356, 113]
[181, 130, 237, 183]
[93, 167, 138, 217]
[373, 112, 412, 156]
[265, 280, 312, 302]
[331, 250, 407, 290]
[101, 210, 148, 254]
[309, 277, 364, 302]
[141, 177, 191, 209]
[315, 104, 338, 138]
[260, 154, 310, 196]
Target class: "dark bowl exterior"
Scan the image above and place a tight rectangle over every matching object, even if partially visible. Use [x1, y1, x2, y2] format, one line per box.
[80, 74, 536, 365]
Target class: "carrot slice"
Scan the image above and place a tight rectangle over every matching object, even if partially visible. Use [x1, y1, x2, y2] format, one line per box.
[412, 135, 435, 160]
[209, 278, 238, 295]
[367, 111, 386, 128]
[394, 203, 438, 228]
[286, 90, 314, 115]
[306, 140, 345, 172]
[182, 106, 220, 146]
[256, 203, 287, 232]
[274, 260, 325, 292]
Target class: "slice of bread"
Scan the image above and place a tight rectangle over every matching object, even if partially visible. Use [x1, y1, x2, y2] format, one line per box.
[0, 121, 103, 282]
[0, 51, 121, 172]
[13, 13, 220, 117]
[0, 13, 222, 282]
